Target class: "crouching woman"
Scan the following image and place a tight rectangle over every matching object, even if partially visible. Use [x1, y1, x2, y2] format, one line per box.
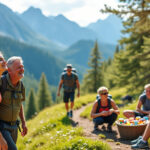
[91, 86, 120, 132]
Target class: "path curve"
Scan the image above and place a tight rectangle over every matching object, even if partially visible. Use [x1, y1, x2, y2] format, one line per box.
[73, 104, 132, 150]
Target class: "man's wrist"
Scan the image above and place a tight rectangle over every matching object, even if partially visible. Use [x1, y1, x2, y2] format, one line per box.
[21, 120, 26, 125]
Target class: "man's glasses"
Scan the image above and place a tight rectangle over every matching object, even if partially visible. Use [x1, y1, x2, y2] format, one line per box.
[101, 92, 108, 95]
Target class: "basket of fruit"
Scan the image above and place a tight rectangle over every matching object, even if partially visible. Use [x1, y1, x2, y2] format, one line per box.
[116, 116, 148, 140]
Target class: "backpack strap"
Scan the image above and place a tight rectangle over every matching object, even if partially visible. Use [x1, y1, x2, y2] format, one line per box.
[96, 98, 101, 113]
[0, 75, 8, 95]
[63, 72, 67, 80]
[0, 74, 23, 96]
[107, 97, 112, 109]
[96, 97, 111, 113]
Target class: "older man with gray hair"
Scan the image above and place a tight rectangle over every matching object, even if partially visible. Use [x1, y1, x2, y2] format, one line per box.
[123, 83, 150, 118]
[0, 56, 27, 150]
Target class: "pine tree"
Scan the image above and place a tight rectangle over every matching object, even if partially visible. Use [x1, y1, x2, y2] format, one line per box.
[25, 88, 37, 120]
[37, 73, 53, 111]
[82, 41, 103, 93]
[101, 0, 150, 93]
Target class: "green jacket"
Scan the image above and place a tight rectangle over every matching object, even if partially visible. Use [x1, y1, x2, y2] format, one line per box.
[0, 73, 25, 122]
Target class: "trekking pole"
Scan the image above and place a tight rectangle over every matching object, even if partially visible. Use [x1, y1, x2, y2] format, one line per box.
[16, 120, 21, 132]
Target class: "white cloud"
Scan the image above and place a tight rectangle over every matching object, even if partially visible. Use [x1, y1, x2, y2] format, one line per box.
[64, 0, 119, 26]
[0, 0, 119, 26]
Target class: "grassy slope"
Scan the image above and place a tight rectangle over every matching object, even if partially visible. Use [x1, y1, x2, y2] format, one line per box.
[17, 94, 111, 150]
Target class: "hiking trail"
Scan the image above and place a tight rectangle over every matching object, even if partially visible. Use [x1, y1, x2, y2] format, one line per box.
[73, 104, 133, 150]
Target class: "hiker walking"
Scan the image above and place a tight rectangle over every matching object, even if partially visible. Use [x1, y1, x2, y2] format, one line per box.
[0, 56, 27, 150]
[91, 86, 120, 132]
[57, 64, 80, 118]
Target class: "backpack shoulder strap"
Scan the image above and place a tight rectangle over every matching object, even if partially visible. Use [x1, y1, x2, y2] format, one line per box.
[96, 98, 101, 113]
[0, 75, 8, 95]
[107, 97, 112, 109]
[0, 75, 24, 95]
[17, 81, 24, 93]
[63, 72, 68, 80]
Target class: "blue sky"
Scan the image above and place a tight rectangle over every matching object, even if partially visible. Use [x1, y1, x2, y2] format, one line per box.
[0, 0, 119, 26]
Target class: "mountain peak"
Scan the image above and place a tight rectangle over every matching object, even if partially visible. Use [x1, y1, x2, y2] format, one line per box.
[105, 14, 121, 23]
[0, 3, 12, 12]
[22, 6, 43, 16]
[55, 14, 68, 21]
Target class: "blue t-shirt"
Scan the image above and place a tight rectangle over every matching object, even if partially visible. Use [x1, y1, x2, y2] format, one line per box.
[139, 94, 150, 111]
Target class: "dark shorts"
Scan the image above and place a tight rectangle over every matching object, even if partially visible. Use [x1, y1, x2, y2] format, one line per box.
[133, 111, 147, 118]
[63, 91, 75, 103]
[93, 113, 117, 126]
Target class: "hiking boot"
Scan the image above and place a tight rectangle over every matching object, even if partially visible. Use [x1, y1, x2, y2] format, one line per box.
[131, 139, 149, 149]
[107, 125, 112, 132]
[94, 124, 99, 131]
[101, 125, 106, 131]
[131, 136, 142, 145]
[70, 110, 73, 118]
[67, 112, 70, 117]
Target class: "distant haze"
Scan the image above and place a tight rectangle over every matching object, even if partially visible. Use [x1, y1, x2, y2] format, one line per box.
[0, 2, 123, 86]
[0, 0, 119, 27]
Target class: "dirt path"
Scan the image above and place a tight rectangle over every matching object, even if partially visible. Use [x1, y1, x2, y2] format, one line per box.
[72, 104, 133, 150]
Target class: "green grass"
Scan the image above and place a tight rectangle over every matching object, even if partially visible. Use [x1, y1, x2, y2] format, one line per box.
[109, 87, 127, 101]
[74, 94, 96, 109]
[98, 134, 106, 139]
[106, 139, 114, 142]
[17, 94, 111, 150]
[80, 104, 93, 120]
[118, 100, 137, 118]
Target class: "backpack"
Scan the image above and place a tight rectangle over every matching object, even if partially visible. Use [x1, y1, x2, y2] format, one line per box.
[62, 72, 77, 91]
[96, 97, 112, 113]
[0, 74, 23, 98]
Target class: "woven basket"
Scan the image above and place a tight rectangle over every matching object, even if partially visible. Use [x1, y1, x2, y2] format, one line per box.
[116, 121, 147, 140]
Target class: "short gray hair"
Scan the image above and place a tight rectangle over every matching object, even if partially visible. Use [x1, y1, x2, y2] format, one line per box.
[7, 56, 23, 68]
[0, 51, 4, 57]
[97, 86, 108, 94]
[144, 84, 150, 90]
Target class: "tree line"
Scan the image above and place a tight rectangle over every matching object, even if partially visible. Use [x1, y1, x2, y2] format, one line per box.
[22, 0, 150, 119]
[82, 0, 150, 96]
[101, 0, 150, 94]
[25, 73, 63, 120]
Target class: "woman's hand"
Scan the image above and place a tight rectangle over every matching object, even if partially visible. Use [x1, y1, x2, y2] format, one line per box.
[114, 110, 120, 115]
[101, 111, 110, 116]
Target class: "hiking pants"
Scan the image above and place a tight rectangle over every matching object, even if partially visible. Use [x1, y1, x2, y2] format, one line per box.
[0, 121, 18, 150]
[93, 113, 117, 126]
